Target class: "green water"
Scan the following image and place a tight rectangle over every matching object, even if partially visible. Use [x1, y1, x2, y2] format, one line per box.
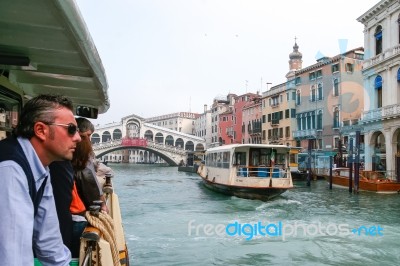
[111, 164, 400, 266]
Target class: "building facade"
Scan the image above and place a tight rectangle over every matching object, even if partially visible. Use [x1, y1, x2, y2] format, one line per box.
[358, 0, 400, 177]
[292, 48, 364, 162]
[195, 105, 212, 149]
[145, 112, 199, 135]
[262, 81, 297, 146]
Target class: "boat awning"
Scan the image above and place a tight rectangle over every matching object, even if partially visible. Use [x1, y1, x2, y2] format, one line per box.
[0, 0, 109, 117]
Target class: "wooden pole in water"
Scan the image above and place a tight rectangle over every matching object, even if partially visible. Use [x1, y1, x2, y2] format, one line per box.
[329, 156, 332, 190]
[348, 139, 353, 193]
[354, 131, 360, 193]
[307, 139, 312, 187]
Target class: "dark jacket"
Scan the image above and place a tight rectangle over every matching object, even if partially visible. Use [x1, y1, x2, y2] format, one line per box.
[74, 166, 101, 209]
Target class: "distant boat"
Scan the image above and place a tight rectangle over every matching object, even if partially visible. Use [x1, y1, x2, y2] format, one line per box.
[323, 167, 400, 193]
[178, 151, 205, 173]
[197, 144, 293, 201]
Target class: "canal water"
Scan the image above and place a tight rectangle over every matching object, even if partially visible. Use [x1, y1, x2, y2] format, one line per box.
[110, 164, 400, 266]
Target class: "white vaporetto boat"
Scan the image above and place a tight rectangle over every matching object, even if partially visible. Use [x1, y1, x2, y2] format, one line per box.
[197, 144, 294, 201]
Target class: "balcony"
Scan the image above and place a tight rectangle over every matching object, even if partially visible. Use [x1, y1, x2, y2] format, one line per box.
[363, 44, 400, 70]
[340, 124, 364, 134]
[293, 129, 318, 139]
[362, 103, 400, 123]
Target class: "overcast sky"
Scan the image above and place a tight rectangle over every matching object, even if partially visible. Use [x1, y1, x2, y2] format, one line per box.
[75, 0, 379, 125]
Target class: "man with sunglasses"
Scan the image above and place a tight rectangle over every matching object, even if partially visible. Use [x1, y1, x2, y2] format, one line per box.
[0, 94, 81, 266]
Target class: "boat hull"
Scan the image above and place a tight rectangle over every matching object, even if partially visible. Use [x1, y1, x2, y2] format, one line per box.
[178, 165, 199, 173]
[200, 175, 289, 201]
[324, 174, 400, 193]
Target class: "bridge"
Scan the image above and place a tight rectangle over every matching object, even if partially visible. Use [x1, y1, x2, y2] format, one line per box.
[91, 114, 206, 166]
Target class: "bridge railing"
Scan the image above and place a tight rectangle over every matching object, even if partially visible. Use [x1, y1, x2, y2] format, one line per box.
[147, 140, 187, 155]
[92, 138, 187, 156]
[92, 139, 122, 150]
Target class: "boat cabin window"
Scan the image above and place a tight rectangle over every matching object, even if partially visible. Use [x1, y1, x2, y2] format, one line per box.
[0, 85, 21, 140]
[206, 151, 230, 169]
[233, 152, 246, 166]
[249, 148, 286, 167]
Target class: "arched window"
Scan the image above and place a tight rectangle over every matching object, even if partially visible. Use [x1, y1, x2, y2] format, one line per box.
[296, 90, 301, 105]
[375, 75, 383, 108]
[375, 25, 383, 55]
[333, 79, 339, 96]
[318, 83, 323, 100]
[310, 85, 316, 102]
[306, 112, 312, 129]
[317, 110, 323, 130]
[333, 107, 340, 128]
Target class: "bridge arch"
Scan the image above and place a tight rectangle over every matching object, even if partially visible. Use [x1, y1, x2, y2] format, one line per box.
[185, 141, 194, 151]
[144, 130, 153, 141]
[113, 129, 122, 140]
[102, 131, 111, 142]
[92, 133, 100, 144]
[176, 138, 183, 148]
[165, 135, 174, 146]
[196, 143, 205, 151]
[155, 132, 164, 144]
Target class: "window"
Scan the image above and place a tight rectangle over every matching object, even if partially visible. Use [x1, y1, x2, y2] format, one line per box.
[295, 77, 301, 85]
[375, 25, 383, 55]
[345, 63, 354, 73]
[332, 63, 339, 73]
[317, 110, 323, 130]
[333, 79, 339, 96]
[307, 113, 311, 129]
[310, 85, 316, 102]
[318, 83, 323, 100]
[397, 68, 400, 82]
[291, 109, 296, 118]
[285, 126, 290, 138]
[285, 109, 289, 119]
[296, 90, 301, 105]
[375, 75, 383, 108]
[297, 116, 301, 130]
[271, 96, 279, 107]
[309, 72, 316, 81]
[333, 107, 340, 128]
[316, 70, 322, 79]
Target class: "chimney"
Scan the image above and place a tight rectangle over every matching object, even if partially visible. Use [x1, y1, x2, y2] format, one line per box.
[204, 104, 207, 113]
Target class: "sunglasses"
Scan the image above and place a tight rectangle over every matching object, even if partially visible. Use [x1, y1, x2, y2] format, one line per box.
[43, 122, 79, 136]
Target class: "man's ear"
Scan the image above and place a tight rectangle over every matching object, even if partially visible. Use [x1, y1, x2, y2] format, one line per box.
[33, 122, 48, 141]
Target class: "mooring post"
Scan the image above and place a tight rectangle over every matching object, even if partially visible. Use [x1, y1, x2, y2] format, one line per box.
[307, 139, 312, 187]
[349, 139, 353, 193]
[329, 156, 332, 190]
[354, 131, 360, 193]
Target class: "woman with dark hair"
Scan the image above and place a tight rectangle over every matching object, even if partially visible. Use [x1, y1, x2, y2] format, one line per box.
[70, 117, 107, 257]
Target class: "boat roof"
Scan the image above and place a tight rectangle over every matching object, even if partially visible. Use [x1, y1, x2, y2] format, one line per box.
[0, 0, 109, 116]
[206, 144, 290, 152]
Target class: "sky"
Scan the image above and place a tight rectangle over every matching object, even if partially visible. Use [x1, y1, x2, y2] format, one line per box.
[75, 0, 380, 125]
